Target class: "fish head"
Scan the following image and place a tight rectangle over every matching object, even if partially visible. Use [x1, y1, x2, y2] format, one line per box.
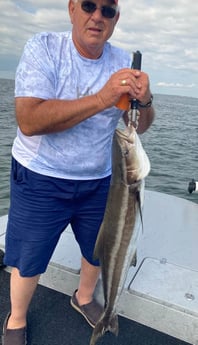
[113, 126, 150, 185]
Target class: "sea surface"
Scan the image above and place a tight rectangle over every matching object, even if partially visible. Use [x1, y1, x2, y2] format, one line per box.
[0, 78, 198, 216]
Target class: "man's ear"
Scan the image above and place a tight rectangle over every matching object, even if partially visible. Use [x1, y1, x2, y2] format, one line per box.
[115, 11, 120, 24]
[68, 0, 76, 24]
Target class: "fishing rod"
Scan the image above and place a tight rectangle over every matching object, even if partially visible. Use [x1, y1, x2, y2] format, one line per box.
[128, 50, 142, 127]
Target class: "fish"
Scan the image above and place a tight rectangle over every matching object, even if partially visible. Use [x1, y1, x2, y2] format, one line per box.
[90, 124, 150, 345]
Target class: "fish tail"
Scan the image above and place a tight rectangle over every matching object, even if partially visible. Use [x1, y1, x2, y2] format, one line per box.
[89, 313, 119, 345]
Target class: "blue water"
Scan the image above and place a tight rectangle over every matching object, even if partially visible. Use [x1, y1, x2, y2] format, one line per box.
[0, 79, 16, 216]
[141, 94, 198, 202]
[0, 78, 198, 216]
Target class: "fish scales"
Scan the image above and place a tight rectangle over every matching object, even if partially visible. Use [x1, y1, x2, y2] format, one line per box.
[90, 125, 150, 345]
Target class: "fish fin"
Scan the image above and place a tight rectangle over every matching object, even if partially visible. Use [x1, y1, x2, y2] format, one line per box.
[136, 189, 144, 233]
[109, 313, 119, 336]
[131, 251, 137, 267]
[89, 313, 119, 345]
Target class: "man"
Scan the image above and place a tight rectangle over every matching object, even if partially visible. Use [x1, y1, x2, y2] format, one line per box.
[2, 0, 154, 344]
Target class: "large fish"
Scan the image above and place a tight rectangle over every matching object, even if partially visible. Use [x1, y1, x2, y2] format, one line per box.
[90, 124, 150, 345]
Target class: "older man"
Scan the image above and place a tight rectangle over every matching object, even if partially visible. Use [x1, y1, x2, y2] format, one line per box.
[2, 0, 154, 344]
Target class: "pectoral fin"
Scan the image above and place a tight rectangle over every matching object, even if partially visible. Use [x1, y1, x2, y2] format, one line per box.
[131, 251, 137, 267]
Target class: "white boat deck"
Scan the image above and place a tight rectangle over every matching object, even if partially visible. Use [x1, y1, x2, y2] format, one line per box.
[1, 190, 198, 344]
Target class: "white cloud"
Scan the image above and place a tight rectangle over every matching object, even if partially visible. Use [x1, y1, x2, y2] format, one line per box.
[0, 0, 197, 97]
[157, 82, 196, 89]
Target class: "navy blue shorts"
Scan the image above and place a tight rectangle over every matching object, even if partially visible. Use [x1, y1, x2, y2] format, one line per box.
[4, 158, 111, 277]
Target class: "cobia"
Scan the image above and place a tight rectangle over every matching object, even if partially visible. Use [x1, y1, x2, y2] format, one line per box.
[90, 125, 150, 345]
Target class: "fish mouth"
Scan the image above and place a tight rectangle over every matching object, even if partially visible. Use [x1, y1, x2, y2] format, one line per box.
[115, 127, 136, 158]
[115, 126, 150, 182]
[115, 127, 135, 145]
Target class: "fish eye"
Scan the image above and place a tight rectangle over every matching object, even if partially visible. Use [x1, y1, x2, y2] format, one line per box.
[123, 149, 129, 156]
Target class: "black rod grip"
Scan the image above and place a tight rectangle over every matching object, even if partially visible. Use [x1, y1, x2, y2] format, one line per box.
[132, 51, 142, 71]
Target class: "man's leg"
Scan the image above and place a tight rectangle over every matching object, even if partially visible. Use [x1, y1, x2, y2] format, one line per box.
[70, 177, 110, 326]
[7, 267, 40, 329]
[71, 257, 102, 327]
[76, 257, 100, 305]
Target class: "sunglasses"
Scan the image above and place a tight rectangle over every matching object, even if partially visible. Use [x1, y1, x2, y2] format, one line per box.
[80, 0, 117, 19]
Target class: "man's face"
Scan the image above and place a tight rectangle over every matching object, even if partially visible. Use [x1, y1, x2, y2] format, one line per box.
[69, 0, 119, 58]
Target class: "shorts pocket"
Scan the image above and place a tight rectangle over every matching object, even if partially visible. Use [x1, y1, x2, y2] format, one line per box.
[12, 157, 26, 184]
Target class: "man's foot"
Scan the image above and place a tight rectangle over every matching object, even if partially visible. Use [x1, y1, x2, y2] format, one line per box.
[70, 290, 103, 328]
[2, 313, 27, 345]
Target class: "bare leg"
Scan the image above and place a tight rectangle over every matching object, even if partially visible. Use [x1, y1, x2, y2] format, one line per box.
[7, 267, 40, 329]
[76, 257, 100, 305]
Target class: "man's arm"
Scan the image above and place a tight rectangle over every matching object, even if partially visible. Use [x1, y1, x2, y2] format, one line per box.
[16, 68, 154, 136]
[136, 105, 155, 134]
[15, 94, 106, 136]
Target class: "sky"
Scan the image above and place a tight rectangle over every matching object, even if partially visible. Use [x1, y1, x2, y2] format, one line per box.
[0, 0, 197, 98]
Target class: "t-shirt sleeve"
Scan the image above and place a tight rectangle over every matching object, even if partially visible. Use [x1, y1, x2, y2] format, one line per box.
[15, 34, 56, 99]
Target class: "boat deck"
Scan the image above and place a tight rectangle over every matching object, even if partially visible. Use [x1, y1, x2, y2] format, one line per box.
[1, 190, 198, 345]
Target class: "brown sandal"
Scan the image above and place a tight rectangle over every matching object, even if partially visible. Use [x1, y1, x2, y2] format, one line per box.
[2, 313, 27, 345]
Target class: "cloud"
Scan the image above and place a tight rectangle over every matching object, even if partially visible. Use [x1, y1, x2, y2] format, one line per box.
[157, 82, 196, 89]
[0, 0, 197, 97]
[0, 0, 71, 55]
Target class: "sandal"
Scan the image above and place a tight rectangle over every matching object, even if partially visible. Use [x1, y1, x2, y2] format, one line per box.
[70, 290, 103, 328]
[2, 313, 27, 345]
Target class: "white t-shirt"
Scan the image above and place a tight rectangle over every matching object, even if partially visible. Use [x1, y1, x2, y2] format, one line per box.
[13, 31, 131, 179]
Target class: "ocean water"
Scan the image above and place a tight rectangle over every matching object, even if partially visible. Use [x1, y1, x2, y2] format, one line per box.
[0, 78, 197, 216]
[0, 79, 16, 216]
